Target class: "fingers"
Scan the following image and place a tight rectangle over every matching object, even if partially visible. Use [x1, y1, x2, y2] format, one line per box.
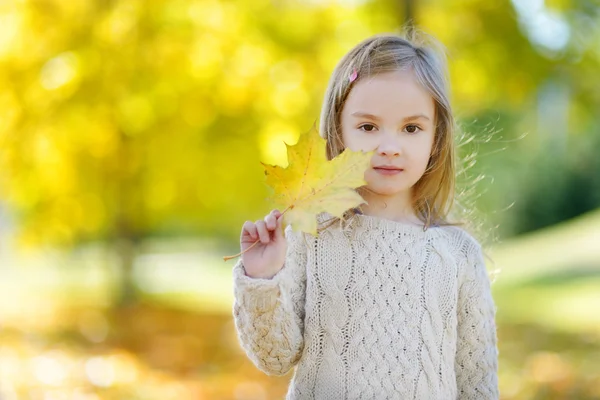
[241, 210, 283, 244]
[265, 212, 277, 230]
[274, 214, 284, 240]
[266, 209, 285, 239]
[241, 221, 258, 241]
[255, 220, 270, 244]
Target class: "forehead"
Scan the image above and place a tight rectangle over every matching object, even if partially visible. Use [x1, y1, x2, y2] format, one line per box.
[343, 70, 435, 119]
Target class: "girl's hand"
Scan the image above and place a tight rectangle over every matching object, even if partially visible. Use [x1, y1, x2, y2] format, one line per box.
[240, 209, 287, 279]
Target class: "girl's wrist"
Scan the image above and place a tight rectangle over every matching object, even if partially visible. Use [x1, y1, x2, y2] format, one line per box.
[242, 264, 278, 280]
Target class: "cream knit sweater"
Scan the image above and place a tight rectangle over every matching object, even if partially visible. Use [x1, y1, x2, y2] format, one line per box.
[232, 213, 499, 399]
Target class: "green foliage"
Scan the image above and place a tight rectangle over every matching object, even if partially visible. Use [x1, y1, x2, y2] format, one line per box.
[511, 130, 600, 234]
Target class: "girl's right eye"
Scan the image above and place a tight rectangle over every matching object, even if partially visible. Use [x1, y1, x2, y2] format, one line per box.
[358, 124, 377, 132]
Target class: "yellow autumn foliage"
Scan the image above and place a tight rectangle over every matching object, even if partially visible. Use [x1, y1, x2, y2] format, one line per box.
[262, 127, 372, 235]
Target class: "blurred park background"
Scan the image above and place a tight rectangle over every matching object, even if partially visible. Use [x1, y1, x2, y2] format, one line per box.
[0, 0, 599, 398]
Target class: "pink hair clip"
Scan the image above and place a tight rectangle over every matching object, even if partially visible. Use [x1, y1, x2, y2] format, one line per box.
[348, 68, 358, 83]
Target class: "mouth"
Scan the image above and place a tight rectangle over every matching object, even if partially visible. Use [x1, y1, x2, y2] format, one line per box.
[373, 166, 404, 175]
[373, 167, 404, 171]
[374, 166, 404, 171]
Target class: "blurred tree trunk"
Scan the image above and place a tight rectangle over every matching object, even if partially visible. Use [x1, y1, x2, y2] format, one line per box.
[112, 130, 144, 308]
[115, 233, 139, 307]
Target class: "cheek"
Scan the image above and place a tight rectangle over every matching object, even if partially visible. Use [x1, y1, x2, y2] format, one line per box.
[415, 146, 434, 173]
[413, 134, 434, 160]
[345, 139, 363, 152]
[341, 130, 357, 152]
[343, 132, 377, 153]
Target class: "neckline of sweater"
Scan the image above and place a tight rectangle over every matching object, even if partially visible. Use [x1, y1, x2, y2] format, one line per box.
[354, 213, 442, 235]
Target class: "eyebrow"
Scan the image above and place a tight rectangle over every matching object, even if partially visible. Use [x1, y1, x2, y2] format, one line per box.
[350, 112, 431, 122]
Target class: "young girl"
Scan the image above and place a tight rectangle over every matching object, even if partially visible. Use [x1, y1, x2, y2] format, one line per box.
[232, 31, 499, 399]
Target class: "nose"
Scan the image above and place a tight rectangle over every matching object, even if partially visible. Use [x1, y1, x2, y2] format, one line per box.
[377, 131, 401, 157]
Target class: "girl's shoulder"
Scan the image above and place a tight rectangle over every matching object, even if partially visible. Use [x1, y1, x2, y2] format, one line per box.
[437, 223, 481, 244]
[436, 224, 483, 255]
[437, 225, 492, 281]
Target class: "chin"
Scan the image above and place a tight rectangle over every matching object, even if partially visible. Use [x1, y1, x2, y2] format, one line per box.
[364, 183, 409, 197]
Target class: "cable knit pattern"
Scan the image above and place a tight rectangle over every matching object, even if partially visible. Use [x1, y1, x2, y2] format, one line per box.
[232, 213, 499, 399]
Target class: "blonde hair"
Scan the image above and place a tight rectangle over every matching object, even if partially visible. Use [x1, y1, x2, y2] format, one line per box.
[319, 28, 465, 231]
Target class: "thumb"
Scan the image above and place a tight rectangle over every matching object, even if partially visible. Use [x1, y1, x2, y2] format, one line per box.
[274, 215, 285, 241]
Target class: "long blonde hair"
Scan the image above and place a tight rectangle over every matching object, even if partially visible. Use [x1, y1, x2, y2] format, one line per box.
[319, 29, 463, 230]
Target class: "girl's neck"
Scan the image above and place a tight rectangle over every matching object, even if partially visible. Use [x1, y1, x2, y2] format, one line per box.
[359, 193, 422, 225]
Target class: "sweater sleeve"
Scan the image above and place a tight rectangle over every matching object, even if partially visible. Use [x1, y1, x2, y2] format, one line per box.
[232, 226, 308, 376]
[455, 239, 500, 399]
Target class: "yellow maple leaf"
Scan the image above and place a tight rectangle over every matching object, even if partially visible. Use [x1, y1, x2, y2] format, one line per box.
[262, 127, 373, 235]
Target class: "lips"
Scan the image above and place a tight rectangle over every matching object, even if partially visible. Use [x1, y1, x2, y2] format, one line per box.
[373, 165, 404, 176]
[374, 166, 404, 171]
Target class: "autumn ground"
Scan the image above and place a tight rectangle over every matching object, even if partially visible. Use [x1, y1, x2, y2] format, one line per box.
[1, 210, 600, 399]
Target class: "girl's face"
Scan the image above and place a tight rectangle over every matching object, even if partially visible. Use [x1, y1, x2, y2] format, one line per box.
[340, 69, 435, 199]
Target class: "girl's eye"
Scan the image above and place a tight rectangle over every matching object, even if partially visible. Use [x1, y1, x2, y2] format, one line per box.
[358, 124, 377, 132]
[405, 124, 421, 134]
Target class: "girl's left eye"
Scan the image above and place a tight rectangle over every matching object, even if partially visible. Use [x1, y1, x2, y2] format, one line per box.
[405, 124, 422, 134]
